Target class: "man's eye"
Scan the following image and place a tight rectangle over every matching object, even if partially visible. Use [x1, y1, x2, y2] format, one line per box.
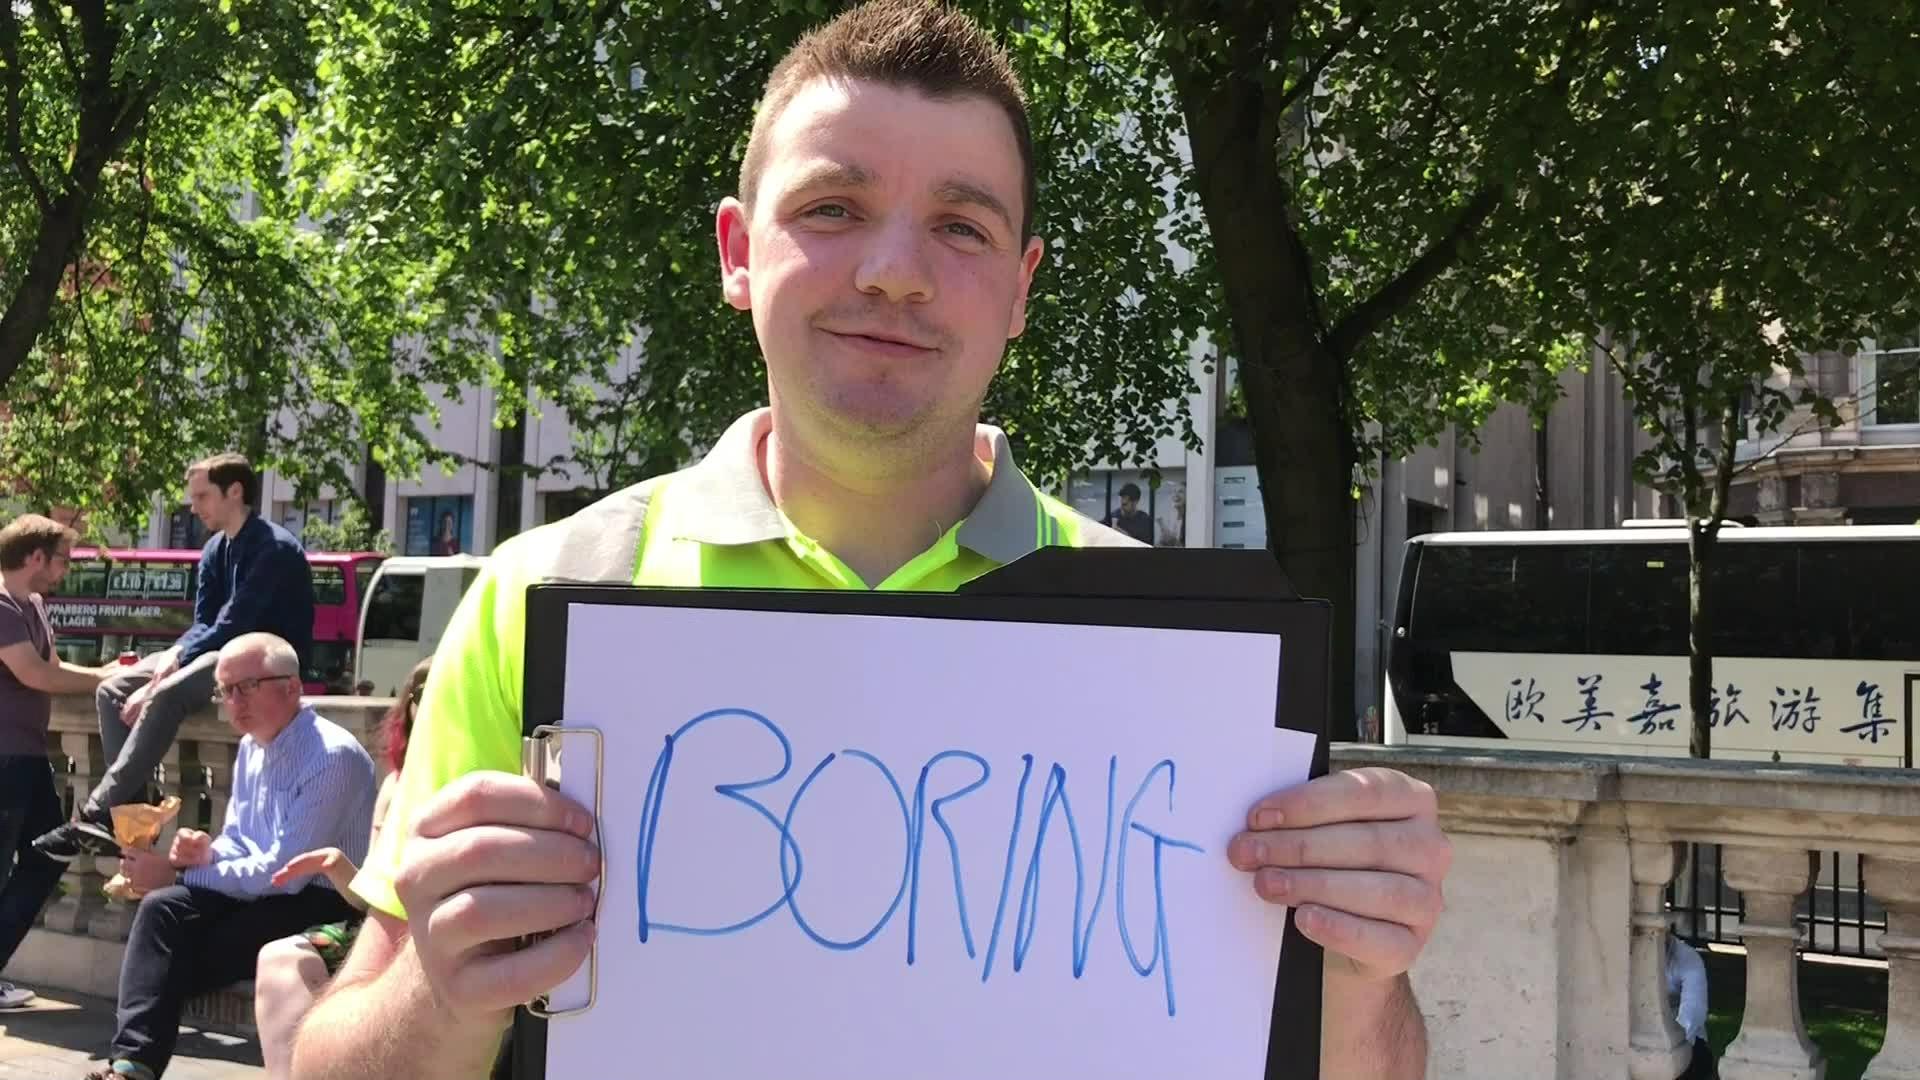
[806, 204, 850, 219]
[943, 222, 986, 241]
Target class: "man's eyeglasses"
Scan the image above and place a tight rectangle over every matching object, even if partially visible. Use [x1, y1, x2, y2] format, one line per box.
[211, 675, 295, 704]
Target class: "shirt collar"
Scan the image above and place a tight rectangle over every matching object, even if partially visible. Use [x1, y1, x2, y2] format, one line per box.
[254, 705, 315, 756]
[670, 408, 1049, 564]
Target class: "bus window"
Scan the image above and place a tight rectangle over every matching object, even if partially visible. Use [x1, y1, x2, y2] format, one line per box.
[363, 573, 424, 641]
[1411, 544, 1589, 654]
[1810, 542, 1920, 662]
[311, 566, 348, 607]
[1588, 543, 1687, 655]
[354, 563, 377, 609]
[1714, 543, 1810, 658]
[57, 559, 110, 598]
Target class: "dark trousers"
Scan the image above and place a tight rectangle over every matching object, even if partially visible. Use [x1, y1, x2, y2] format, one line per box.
[0, 754, 68, 972]
[1679, 1037, 1718, 1080]
[114, 884, 352, 1077]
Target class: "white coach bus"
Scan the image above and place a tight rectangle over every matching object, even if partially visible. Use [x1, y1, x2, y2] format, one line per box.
[1383, 526, 1919, 768]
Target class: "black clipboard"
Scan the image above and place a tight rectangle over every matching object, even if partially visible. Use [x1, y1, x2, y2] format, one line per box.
[507, 547, 1329, 1080]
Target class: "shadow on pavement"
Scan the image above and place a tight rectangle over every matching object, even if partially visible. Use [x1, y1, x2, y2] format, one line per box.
[0, 991, 263, 1067]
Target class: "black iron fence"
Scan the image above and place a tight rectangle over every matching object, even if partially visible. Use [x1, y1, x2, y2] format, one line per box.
[1669, 844, 1886, 959]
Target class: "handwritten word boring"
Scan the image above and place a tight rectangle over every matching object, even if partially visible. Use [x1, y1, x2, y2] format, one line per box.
[631, 708, 1208, 1015]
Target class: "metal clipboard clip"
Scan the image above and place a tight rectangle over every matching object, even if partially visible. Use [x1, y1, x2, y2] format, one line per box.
[521, 723, 604, 1020]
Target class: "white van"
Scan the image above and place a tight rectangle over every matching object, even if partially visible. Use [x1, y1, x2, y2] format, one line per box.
[353, 555, 487, 696]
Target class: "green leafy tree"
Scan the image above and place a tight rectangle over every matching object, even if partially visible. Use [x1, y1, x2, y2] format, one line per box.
[303, 0, 1604, 730]
[301, 502, 394, 554]
[1513, 4, 1920, 757]
[0, 1, 561, 530]
[296, 1, 1214, 505]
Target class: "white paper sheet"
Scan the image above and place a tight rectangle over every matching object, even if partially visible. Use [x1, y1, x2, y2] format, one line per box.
[544, 603, 1315, 1079]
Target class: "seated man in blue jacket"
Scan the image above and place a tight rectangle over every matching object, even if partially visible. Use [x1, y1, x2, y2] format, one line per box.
[36, 454, 314, 861]
[85, 632, 375, 1080]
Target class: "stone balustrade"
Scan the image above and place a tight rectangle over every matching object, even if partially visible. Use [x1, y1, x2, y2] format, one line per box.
[1333, 744, 1920, 1080]
[13, 725, 1917, 1079]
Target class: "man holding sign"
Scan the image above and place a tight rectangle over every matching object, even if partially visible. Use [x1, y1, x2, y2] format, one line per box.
[294, 2, 1449, 1077]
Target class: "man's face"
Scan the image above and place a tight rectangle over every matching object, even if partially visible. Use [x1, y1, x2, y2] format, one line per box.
[27, 543, 72, 594]
[1120, 494, 1139, 515]
[186, 471, 243, 530]
[718, 78, 1044, 446]
[214, 649, 299, 739]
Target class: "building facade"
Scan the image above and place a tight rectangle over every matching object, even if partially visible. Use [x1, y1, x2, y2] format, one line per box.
[1724, 332, 1920, 526]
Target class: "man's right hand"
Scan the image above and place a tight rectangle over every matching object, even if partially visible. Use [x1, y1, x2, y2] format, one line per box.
[394, 772, 600, 1031]
[121, 684, 153, 727]
[169, 827, 214, 869]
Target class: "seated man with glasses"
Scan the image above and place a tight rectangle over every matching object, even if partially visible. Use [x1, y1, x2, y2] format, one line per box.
[85, 632, 375, 1080]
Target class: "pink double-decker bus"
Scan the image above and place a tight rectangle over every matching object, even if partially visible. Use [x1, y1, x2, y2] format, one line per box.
[45, 548, 387, 695]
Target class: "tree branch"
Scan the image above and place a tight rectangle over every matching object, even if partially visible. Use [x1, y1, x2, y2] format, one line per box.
[1591, 332, 1660, 411]
[1326, 183, 1503, 359]
[0, 7, 53, 214]
[1724, 395, 1844, 482]
[1271, 3, 1374, 118]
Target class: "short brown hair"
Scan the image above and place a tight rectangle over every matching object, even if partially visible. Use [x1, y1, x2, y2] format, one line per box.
[0, 514, 77, 572]
[738, 0, 1037, 241]
[189, 452, 257, 507]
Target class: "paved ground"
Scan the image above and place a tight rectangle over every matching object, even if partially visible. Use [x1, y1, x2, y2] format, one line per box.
[0, 990, 263, 1079]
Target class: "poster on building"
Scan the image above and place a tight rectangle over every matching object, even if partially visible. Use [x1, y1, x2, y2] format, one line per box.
[405, 496, 474, 556]
[1066, 469, 1185, 547]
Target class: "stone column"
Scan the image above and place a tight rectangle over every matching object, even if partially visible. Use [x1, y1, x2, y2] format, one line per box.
[1863, 857, 1920, 1080]
[204, 739, 237, 833]
[1630, 840, 1693, 1080]
[43, 733, 104, 936]
[1720, 847, 1824, 1080]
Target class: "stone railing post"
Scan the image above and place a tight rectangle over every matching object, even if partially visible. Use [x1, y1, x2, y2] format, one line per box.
[202, 738, 237, 834]
[43, 732, 107, 936]
[1720, 847, 1824, 1080]
[1630, 840, 1692, 1080]
[1863, 856, 1920, 1080]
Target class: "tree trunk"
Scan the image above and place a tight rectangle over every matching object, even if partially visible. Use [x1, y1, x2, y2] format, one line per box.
[1174, 68, 1360, 737]
[1686, 517, 1714, 759]
[0, 5, 145, 394]
[0, 192, 92, 391]
[1534, 418, 1551, 527]
[1243, 343, 1359, 737]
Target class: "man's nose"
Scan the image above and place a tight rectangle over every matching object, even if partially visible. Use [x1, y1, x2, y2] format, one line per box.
[852, 220, 934, 304]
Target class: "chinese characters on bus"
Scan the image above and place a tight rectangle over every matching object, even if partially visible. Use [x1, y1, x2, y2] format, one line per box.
[1504, 674, 1899, 745]
[1842, 682, 1892, 745]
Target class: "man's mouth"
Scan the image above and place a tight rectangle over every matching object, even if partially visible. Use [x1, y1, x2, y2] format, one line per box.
[820, 327, 939, 355]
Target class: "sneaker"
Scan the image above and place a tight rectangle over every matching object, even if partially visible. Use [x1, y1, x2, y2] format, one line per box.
[32, 809, 119, 863]
[0, 981, 34, 1009]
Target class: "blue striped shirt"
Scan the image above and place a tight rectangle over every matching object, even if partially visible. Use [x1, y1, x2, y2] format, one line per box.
[181, 706, 376, 900]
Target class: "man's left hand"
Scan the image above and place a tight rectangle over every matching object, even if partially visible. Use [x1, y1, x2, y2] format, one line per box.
[119, 847, 178, 895]
[1229, 767, 1449, 982]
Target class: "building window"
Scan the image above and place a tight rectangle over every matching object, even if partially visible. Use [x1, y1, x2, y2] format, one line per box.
[541, 488, 600, 525]
[1406, 500, 1444, 539]
[403, 496, 474, 556]
[274, 499, 338, 537]
[1863, 329, 1920, 427]
[167, 508, 211, 550]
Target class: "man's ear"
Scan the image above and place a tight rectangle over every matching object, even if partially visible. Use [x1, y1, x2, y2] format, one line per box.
[1007, 235, 1045, 339]
[718, 197, 753, 312]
